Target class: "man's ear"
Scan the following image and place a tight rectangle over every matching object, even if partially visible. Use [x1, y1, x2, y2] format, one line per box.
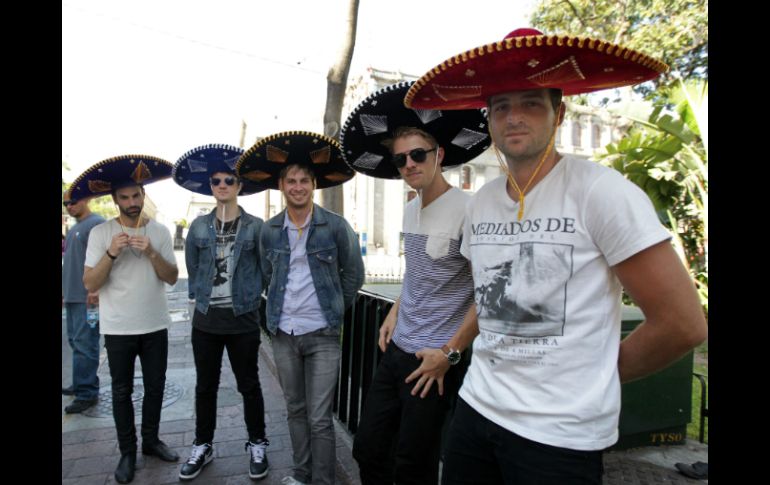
[436, 146, 445, 166]
[556, 102, 566, 126]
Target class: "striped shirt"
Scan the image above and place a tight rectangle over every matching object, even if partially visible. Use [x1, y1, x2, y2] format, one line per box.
[392, 187, 474, 353]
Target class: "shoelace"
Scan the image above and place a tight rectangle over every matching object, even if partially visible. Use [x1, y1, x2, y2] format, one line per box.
[246, 440, 268, 462]
[186, 443, 209, 464]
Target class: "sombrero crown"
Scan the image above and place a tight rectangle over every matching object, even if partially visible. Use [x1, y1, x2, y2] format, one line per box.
[340, 81, 491, 179]
[172, 144, 265, 196]
[68, 154, 173, 201]
[236, 131, 354, 190]
[405, 27, 669, 110]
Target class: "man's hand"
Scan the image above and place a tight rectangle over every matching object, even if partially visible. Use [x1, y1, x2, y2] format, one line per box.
[405, 348, 451, 398]
[86, 291, 99, 306]
[110, 232, 130, 256]
[129, 235, 154, 256]
[378, 313, 397, 352]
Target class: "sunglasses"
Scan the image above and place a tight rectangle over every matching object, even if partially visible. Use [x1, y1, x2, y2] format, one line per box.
[390, 147, 438, 168]
[63, 200, 77, 207]
[210, 176, 237, 186]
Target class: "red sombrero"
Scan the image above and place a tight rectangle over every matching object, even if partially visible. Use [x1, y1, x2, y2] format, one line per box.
[405, 28, 669, 110]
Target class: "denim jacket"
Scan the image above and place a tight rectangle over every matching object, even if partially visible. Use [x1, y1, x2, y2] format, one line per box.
[185, 207, 264, 316]
[260, 204, 365, 334]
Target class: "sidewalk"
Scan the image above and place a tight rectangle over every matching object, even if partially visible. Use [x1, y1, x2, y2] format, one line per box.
[62, 278, 360, 485]
[63, 275, 707, 484]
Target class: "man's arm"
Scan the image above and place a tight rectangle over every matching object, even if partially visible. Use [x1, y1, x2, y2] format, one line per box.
[615, 240, 707, 383]
[378, 297, 400, 352]
[337, 221, 365, 308]
[184, 225, 199, 300]
[258, 227, 273, 291]
[405, 302, 479, 397]
[84, 231, 129, 292]
[130, 234, 178, 285]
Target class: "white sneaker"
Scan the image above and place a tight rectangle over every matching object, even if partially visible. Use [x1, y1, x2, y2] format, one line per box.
[178, 443, 214, 480]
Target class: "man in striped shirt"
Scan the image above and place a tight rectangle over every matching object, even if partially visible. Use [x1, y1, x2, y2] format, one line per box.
[341, 82, 489, 485]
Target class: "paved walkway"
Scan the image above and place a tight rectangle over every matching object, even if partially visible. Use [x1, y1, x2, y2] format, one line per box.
[63, 273, 708, 484]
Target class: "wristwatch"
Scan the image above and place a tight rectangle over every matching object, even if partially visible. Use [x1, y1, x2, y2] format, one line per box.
[441, 345, 462, 366]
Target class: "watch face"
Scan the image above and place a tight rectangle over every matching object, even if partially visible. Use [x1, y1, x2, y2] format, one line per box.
[447, 351, 461, 365]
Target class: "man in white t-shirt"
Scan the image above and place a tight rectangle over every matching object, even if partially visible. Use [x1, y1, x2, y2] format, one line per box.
[405, 28, 707, 484]
[340, 82, 490, 485]
[76, 155, 180, 484]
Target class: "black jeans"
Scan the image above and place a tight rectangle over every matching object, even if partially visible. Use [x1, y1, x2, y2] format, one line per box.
[104, 329, 169, 455]
[352, 343, 462, 485]
[441, 398, 604, 485]
[192, 327, 265, 444]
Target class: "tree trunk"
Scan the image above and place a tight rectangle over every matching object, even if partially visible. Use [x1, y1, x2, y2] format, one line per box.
[320, 0, 360, 216]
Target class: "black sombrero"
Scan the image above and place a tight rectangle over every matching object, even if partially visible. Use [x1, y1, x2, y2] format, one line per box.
[236, 131, 354, 190]
[172, 144, 266, 196]
[340, 81, 491, 179]
[68, 154, 173, 200]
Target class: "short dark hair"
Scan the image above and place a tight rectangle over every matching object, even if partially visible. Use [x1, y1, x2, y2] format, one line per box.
[547, 88, 563, 112]
[381, 126, 438, 153]
[279, 164, 316, 183]
[486, 88, 563, 113]
[110, 184, 145, 198]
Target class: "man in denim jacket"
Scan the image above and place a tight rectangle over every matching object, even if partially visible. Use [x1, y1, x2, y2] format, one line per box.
[238, 131, 363, 485]
[173, 144, 271, 481]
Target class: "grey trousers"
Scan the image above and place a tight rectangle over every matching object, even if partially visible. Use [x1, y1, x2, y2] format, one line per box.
[272, 327, 341, 485]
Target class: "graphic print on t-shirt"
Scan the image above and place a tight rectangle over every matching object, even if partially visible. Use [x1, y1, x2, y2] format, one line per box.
[473, 241, 573, 337]
[211, 218, 239, 307]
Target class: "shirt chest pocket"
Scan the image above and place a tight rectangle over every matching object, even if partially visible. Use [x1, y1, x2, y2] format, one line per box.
[425, 234, 451, 260]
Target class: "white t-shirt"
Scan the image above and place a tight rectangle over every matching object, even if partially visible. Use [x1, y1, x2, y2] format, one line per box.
[85, 219, 177, 335]
[393, 187, 474, 353]
[459, 156, 671, 451]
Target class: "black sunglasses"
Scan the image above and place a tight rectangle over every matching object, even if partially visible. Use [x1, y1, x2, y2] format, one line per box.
[63, 200, 76, 207]
[390, 147, 438, 168]
[210, 176, 237, 186]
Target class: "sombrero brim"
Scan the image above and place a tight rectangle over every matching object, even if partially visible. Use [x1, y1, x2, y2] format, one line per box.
[172, 144, 266, 196]
[405, 33, 669, 110]
[236, 131, 354, 190]
[340, 81, 491, 179]
[69, 155, 173, 200]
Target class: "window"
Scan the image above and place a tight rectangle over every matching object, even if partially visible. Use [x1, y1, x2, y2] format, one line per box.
[571, 120, 582, 147]
[592, 124, 602, 148]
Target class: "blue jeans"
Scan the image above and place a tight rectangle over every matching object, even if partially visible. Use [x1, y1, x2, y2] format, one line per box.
[65, 303, 100, 400]
[272, 327, 341, 485]
[352, 343, 462, 485]
[441, 398, 604, 485]
[104, 329, 169, 455]
[192, 327, 266, 444]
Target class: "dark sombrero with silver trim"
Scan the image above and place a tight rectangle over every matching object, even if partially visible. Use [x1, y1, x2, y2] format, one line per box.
[340, 81, 490, 179]
[172, 144, 266, 196]
[236, 131, 354, 190]
[405, 27, 669, 110]
[68, 154, 173, 200]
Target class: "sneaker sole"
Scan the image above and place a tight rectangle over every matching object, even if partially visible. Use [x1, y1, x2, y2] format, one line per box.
[249, 465, 269, 480]
[178, 454, 214, 481]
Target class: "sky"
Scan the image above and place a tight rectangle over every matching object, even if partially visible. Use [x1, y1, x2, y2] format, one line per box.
[62, 0, 537, 220]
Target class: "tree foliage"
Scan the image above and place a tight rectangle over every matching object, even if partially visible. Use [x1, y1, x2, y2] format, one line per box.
[530, 0, 708, 99]
[598, 80, 708, 312]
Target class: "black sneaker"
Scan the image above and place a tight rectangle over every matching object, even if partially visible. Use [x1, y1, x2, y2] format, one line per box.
[64, 398, 98, 414]
[178, 442, 214, 481]
[245, 439, 269, 479]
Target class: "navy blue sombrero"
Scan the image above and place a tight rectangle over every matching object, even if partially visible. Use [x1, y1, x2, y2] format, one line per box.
[68, 154, 173, 201]
[172, 144, 266, 196]
[236, 131, 355, 190]
[340, 81, 490, 179]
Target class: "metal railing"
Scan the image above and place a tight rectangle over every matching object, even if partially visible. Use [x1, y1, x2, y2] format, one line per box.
[333, 289, 395, 434]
